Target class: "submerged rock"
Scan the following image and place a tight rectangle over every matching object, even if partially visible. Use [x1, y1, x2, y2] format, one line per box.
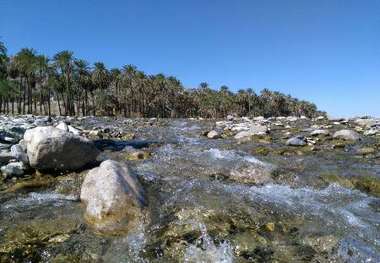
[80, 160, 146, 234]
[1, 161, 26, 178]
[333, 129, 360, 141]
[23, 126, 99, 172]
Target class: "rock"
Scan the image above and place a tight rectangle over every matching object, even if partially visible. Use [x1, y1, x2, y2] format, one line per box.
[286, 136, 307, 146]
[10, 144, 29, 165]
[229, 158, 274, 185]
[226, 115, 234, 121]
[80, 160, 146, 233]
[234, 125, 268, 140]
[303, 235, 338, 253]
[263, 222, 275, 232]
[333, 129, 360, 141]
[286, 116, 298, 122]
[0, 151, 13, 165]
[316, 116, 325, 120]
[24, 126, 99, 172]
[126, 150, 151, 160]
[310, 129, 330, 136]
[1, 161, 26, 178]
[364, 129, 379, 136]
[88, 130, 101, 137]
[253, 116, 265, 121]
[356, 147, 376, 155]
[56, 121, 69, 132]
[207, 130, 220, 139]
[355, 118, 379, 128]
[68, 125, 81, 135]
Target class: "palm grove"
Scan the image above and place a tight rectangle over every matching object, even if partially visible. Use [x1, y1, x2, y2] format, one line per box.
[0, 41, 324, 118]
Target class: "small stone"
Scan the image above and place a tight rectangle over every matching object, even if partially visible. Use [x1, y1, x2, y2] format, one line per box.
[48, 234, 70, 243]
[310, 129, 330, 136]
[286, 136, 306, 146]
[333, 129, 361, 141]
[127, 150, 151, 160]
[234, 125, 268, 140]
[264, 222, 275, 232]
[226, 115, 234, 121]
[1, 161, 26, 178]
[356, 147, 376, 155]
[207, 130, 220, 139]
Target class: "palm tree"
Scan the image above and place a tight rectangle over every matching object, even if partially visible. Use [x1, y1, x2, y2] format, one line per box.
[92, 62, 110, 115]
[53, 50, 75, 115]
[75, 59, 92, 115]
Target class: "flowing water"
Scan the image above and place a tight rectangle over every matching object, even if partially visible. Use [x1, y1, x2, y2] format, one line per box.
[1, 119, 379, 262]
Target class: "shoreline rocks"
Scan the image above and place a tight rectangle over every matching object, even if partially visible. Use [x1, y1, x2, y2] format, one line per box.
[333, 129, 360, 141]
[23, 126, 99, 172]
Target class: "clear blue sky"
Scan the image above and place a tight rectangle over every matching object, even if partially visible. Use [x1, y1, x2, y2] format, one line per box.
[1, 0, 379, 117]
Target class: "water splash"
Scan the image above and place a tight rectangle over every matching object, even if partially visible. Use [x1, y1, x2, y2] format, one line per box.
[184, 223, 234, 263]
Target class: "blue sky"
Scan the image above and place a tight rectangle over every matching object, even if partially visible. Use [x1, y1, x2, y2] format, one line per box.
[1, 0, 379, 117]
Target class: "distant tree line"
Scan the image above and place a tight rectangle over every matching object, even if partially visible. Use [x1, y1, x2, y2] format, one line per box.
[0, 41, 324, 118]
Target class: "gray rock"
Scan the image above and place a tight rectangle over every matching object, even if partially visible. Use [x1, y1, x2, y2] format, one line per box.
[55, 121, 69, 132]
[207, 130, 220, 139]
[354, 118, 379, 128]
[234, 125, 268, 140]
[286, 136, 307, 146]
[310, 129, 330, 136]
[68, 125, 81, 135]
[1, 161, 26, 178]
[10, 144, 29, 165]
[226, 115, 234, 121]
[24, 126, 99, 172]
[333, 129, 361, 141]
[80, 160, 146, 233]
[364, 129, 379, 136]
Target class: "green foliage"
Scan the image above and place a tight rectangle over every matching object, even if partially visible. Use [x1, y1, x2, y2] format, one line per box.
[0, 40, 325, 118]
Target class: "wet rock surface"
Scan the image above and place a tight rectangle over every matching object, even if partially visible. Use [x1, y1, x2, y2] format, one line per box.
[80, 160, 146, 234]
[0, 115, 379, 262]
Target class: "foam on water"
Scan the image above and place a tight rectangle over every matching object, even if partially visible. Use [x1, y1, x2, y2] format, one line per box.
[184, 223, 234, 263]
[2, 192, 78, 209]
[205, 148, 267, 166]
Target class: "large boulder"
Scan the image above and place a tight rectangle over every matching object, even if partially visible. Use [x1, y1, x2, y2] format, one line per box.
[23, 126, 99, 171]
[80, 160, 146, 234]
[333, 129, 361, 141]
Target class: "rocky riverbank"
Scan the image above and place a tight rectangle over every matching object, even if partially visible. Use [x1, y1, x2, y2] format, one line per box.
[0, 114, 379, 262]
